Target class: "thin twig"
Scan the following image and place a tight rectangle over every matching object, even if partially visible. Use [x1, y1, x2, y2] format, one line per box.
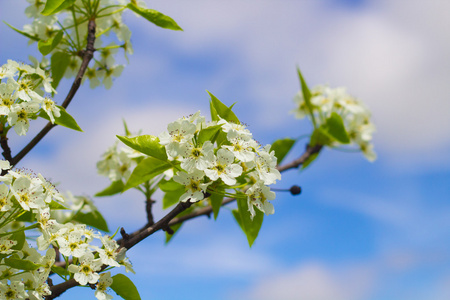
[11, 18, 97, 167]
[49, 145, 323, 297]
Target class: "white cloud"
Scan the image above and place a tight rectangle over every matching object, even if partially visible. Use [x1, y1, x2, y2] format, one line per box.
[239, 261, 375, 300]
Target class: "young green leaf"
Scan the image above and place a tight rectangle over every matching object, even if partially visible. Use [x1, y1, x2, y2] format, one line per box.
[207, 91, 240, 124]
[38, 31, 63, 55]
[310, 127, 331, 147]
[234, 198, 264, 247]
[38, 106, 83, 132]
[302, 152, 319, 170]
[4, 22, 39, 41]
[324, 112, 350, 144]
[116, 135, 168, 161]
[124, 157, 172, 191]
[10, 231, 25, 251]
[72, 211, 109, 232]
[159, 179, 184, 192]
[48, 200, 67, 210]
[126, 3, 183, 31]
[209, 188, 224, 220]
[197, 125, 222, 144]
[162, 189, 184, 209]
[165, 223, 182, 244]
[95, 180, 125, 197]
[51, 265, 70, 277]
[41, 0, 76, 15]
[270, 138, 296, 164]
[297, 67, 317, 128]
[4, 258, 41, 271]
[51, 51, 70, 89]
[110, 274, 141, 300]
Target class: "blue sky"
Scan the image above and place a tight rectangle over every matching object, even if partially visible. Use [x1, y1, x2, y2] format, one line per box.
[1, 0, 450, 299]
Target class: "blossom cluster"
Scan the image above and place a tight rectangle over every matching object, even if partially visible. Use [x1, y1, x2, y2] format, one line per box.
[0, 60, 60, 136]
[159, 112, 281, 218]
[292, 85, 376, 161]
[0, 162, 130, 299]
[22, 0, 133, 89]
[97, 140, 145, 183]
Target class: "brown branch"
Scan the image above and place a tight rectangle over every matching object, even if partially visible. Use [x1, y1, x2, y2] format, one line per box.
[146, 198, 155, 226]
[49, 144, 323, 297]
[10, 19, 97, 167]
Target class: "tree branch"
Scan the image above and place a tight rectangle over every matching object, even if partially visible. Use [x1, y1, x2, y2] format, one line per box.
[49, 144, 323, 298]
[10, 18, 97, 167]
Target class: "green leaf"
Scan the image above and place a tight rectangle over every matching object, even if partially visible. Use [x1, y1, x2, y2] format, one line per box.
[123, 119, 132, 136]
[302, 152, 319, 170]
[126, 3, 183, 31]
[270, 138, 296, 164]
[324, 112, 350, 144]
[297, 67, 317, 128]
[117, 135, 168, 161]
[10, 231, 25, 251]
[38, 30, 63, 55]
[51, 51, 70, 89]
[165, 223, 182, 244]
[4, 22, 39, 41]
[209, 188, 224, 220]
[197, 125, 222, 145]
[234, 198, 264, 247]
[95, 180, 125, 197]
[124, 157, 172, 191]
[51, 265, 70, 276]
[162, 189, 184, 209]
[4, 258, 40, 271]
[39, 106, 83, 131]
[159, 179, 184, 192]
[110, 274, 141, 300]
[207, 91, 240, 124]
[48, 200, 67, 210]
[41, 0, 76, 15]
[72, 211, 109, 232]
[310, 127, 331, 147]
[15, 211, 34, 222]
[165, 206, 194, 243]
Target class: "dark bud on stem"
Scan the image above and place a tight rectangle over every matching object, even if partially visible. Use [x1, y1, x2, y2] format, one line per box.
[290, 185, 302, 195]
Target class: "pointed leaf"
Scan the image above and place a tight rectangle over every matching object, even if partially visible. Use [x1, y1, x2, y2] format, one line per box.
[124, 157, 172, 191]
[51, 51, 70, 89]
[310, 127, 331, 147]
[159, 179, 184, 192]
[4, 258, 40, 271]
[270, 138, 296, 164]
[4, 22, 39, 41]
[110, 274, 141, 300]
[72, 210, 109, 232]
[95, 180, 124, 197]
[197, 125, 222, 145]
[324, 112, 350, 144]
[234, 198, 264, 247]
[41, 0, 76, 15]
[126, 3, 182, 31]
[162, 189, 184, 209]
[209, 188, 224, 220]
[302, 152, 319, 170]
[165, 223, 182, 244]
[207, 91, 240, 124]
[297, 67, 317, 128]
[38, 31, 63, 55]
[48, 200, 67, 210]
[39, 106, 83, 131]
[117, 135, 167, 161]
[10, 231, 25, 251]
[51, 265, 70, 276]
